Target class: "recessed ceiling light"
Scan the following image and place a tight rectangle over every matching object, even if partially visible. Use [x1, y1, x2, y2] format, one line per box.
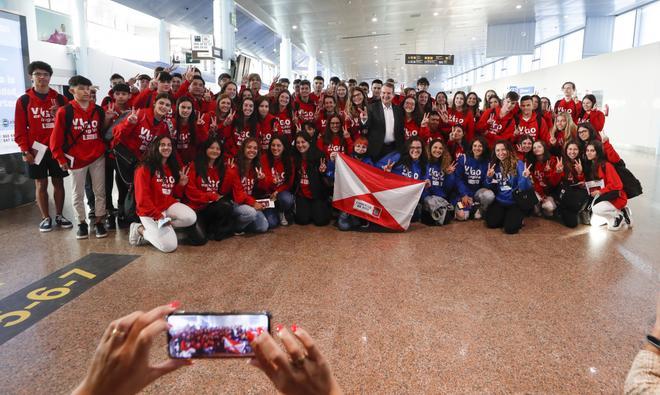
[292, 25, 298, 29]
[371, 16, 378, 22]
[374, 45, 378, 49]
[471, 36, 476, 40]
[433, 12, 438, 16]
[516, 4, 522, 9]
[319, 50, 323, 54]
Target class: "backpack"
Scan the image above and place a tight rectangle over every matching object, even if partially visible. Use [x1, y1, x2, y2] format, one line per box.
[614, 162, 643, 199]
[20, 93, 67, 123]
[59, 104, 105, 153]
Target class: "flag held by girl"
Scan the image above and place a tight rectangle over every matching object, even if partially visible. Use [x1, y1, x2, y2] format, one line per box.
[332, 153, 425, 231]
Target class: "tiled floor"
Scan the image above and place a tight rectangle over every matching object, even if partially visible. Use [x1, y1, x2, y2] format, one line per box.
[0, 151, 659, 394]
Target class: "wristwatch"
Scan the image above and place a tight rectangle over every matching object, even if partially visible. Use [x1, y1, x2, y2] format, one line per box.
[646, 335, 660, 350]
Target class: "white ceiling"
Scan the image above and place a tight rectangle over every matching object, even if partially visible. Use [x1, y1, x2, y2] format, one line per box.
[238, 0, 654, 83]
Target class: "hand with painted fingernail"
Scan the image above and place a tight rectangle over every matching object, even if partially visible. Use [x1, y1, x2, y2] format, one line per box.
[72, 302, 191, 395]
[248, 325, 342, 395]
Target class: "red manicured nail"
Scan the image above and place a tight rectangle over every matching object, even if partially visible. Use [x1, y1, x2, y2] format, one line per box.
[275, 324, 283, 332]
[257, 327, 264, 335]
[291, 324, 298, 333]
[168, 300, 181, 308]
[246, 330, 255, 342]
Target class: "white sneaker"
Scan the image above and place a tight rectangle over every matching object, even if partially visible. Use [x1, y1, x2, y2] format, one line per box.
[128, 222, 143, 245]
[474, 209, 482, 220]
[279, 211, 289, 226]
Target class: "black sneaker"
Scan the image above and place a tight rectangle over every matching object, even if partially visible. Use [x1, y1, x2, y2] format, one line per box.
[76, 223, 89, 239]
[608, 214, 625, 231]
[55, 215, 73, 228]
[95, 222, 108, 238]
[39, 217, 52, 232]
[105, 214, 117, 231]
[622, 206, 633, 227]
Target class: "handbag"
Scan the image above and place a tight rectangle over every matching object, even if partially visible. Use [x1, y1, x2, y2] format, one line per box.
[558, 184, 590, 212]
[513, 188, 539, 211]
[113, 143, 138, 184]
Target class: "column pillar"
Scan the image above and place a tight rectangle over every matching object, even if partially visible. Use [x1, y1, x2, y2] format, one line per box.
[158, 19, 170, 64]
[71, 0, 89, 76]
[213, 0, 236, 75]
[279, 37, 292, 80]
[307, 55, 316, 79]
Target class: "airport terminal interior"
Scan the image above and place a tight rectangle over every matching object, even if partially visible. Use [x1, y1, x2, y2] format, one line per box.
[1, 0, 660, 393]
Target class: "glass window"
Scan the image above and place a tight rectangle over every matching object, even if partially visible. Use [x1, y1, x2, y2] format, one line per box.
[493, 60, 504, 79]
[504, 56, 520, 76]
[49, 0, 71, 13]
[520, 54, 533, 73]
[612, 10, 636, 51]
[34, 0, 50, 7]
[562, 29, 584, 63]
[531, 47, 541, 71]
[540, 39, 560, 69]
[639, 1, 660, 46]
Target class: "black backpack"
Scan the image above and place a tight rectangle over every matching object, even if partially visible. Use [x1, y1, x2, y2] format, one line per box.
[19, 93, 67, 123]
[614, 162, 643, 199]
[59, 104, 105, 153]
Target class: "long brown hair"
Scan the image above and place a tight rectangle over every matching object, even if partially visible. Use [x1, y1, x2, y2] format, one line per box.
[141, 135, 180, 182]
[492, 140, 518, 177]
[237, 137, 262, 178]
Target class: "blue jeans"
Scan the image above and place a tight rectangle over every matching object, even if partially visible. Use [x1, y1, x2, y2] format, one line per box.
[264, 191, 295, 229]
[232, 204, 268, 233]
[337, 212, 363, 231]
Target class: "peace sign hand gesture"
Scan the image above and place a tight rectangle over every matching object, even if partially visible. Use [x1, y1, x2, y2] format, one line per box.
[421, 112, 430, 128]
[256, 167, 266, 180]
[196, 112, 205, 126]
[549, 130, 557, 145]
[227, 158, 235, 168]
[319, 158, 327, 173]
[106, 103, 118, 121]
[514, 125, 524, 136]
[555, 157, 564, 173]
[224, 109, 236, 126]
[522, 162, 533, 179]
[358, 107, 368, 123]
[575, 158, 583, 175]
[127, 107, 139, 124]
[487, 162, 496, 178]
[342, 125, 351, 139]
[184, 66, 195, 82]
[179, 166, 190, 186]
[382, 159, 395, 173]
[446, 160, 457, 174]
[209, 116, 218, 132]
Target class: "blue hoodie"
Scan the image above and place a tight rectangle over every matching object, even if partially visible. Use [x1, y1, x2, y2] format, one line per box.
[325, 153, 374, 179]
[424, 162, 456, 200]
[382, 152, 426, 181]
[455, 155, 489, 198]
[485, 160, 533, 206]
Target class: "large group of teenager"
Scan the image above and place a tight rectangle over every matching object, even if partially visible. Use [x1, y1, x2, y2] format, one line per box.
[15, 59, 640, 252]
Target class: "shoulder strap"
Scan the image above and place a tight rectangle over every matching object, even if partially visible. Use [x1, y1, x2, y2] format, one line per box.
[20, 94, 30, 123]
[56, 94, 67, 106]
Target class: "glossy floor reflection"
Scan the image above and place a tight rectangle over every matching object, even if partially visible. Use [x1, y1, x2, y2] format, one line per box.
[0, 151, 659, 394]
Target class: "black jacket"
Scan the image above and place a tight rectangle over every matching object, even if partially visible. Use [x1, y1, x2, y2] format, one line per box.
[365, 101, 405, 160]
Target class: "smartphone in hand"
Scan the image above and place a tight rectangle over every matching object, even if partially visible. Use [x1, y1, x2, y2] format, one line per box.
[167, 312, 271, 358]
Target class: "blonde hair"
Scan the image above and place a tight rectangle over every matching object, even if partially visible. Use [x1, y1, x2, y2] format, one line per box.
[494, 141, 518, 177]
[551, 112, 577, 142]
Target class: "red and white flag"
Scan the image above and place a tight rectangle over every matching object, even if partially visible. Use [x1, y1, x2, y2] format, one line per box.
[223, 337, 247, 354]
[332, 153, 425, 231]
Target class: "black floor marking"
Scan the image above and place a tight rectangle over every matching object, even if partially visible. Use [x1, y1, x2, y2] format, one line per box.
[0, 253, 138, 346]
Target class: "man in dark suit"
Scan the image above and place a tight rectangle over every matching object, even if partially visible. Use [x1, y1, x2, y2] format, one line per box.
[364, 82, 405, 161]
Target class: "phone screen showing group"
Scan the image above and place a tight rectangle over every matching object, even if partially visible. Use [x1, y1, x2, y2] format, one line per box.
[167, 312, 270, 358]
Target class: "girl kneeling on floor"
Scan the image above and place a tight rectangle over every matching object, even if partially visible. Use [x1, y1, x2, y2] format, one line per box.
[454, 136, 494, 220]
[130, 136, 199, 252]
[423, 139, 457, 225]
[184, 137, 254, 241]
[292, 132, 331, 226]
[484, 140, 534, 234]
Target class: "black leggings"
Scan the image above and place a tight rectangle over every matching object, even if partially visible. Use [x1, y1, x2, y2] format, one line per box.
[485, 200, 525, 234]
[295, 196, 331, 226]
[559, 208, 579, 228]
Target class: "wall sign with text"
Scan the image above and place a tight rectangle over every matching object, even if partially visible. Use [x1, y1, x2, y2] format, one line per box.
[405, 54, 455, 65]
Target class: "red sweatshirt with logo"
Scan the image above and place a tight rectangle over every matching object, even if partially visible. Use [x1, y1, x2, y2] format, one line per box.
[260, 154, 294, 194]
[516, 114, 549, 141]
[403, 117, 430, 142]
[578, 109, 605, 132]
[531, 157, 562, 197]
[554, 98, 582, 124]
[50, 101, 106, 169]
[477, 107, 516, 148]
[184, 162, 253, 210]
[134, 165, 184, 219]
[113, 109, 172, 158]
[15, 88, 68, 152]
[446, 108, 476, 142]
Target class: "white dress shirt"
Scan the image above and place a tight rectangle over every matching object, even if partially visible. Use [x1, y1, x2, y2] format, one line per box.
[382, 102, 395, 144]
